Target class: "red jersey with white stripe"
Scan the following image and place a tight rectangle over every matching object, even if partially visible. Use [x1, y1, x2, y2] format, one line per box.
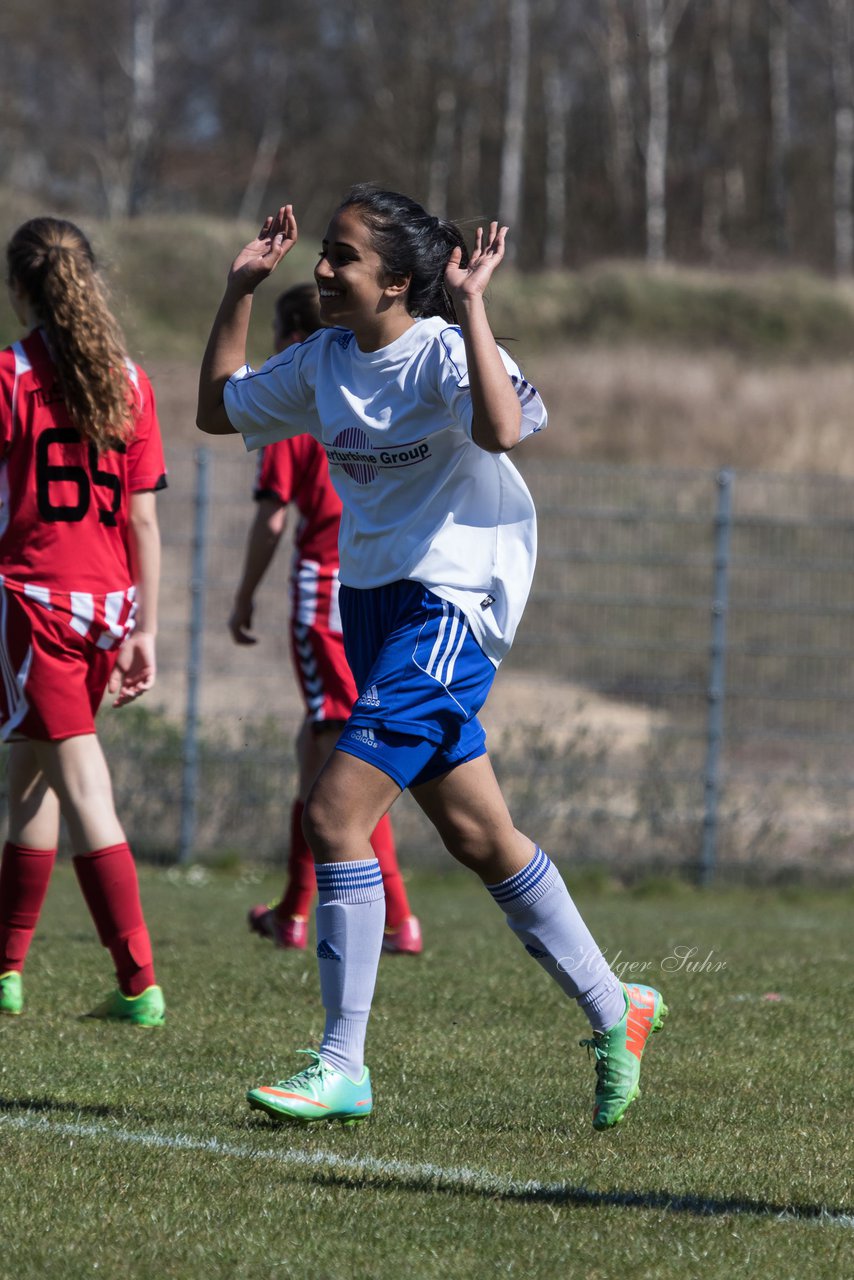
[255, 434, 342, 633]
[0, 329, 166, 644]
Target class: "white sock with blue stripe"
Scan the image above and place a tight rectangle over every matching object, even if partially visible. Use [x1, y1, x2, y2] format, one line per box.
[487, 847, 625, 1033]
[316, 858, 385, 1081]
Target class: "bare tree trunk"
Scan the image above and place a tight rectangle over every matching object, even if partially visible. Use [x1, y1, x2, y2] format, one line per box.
[711, 0, 746, 227]
[830, 0, 854, 276]
[238, 115, 284, 225]
[542, 59, 570, 269]
[460, 98, 483, 216]
[127, 0, 163, 217]
[701, 169, 724, 260]
[237, 45, 288, 225]
[645, 0, 669, 264]
[499, 0, 531, 260]
[768, 0, 791, 253]
[643, 0, 689, 265]
[427, 87, 457, 218]
[91, 150, 133, 222]
[602, 0, 635, 233]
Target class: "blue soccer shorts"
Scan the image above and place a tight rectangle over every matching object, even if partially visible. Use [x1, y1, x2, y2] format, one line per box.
[335, 579, 497, 791]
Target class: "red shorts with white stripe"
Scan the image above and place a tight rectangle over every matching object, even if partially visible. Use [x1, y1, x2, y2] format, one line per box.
[290, 620, 357, 725]
[0, 577, 135, 742]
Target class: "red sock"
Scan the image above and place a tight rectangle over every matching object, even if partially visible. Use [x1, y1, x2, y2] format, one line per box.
[0, 842, 57, 972]
[277, 800, 316, 921]
[72, 843, 156, 997]
[370, 815, 410, 929]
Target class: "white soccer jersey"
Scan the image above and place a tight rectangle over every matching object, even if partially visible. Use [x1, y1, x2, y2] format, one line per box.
[224, 317, 547, 663]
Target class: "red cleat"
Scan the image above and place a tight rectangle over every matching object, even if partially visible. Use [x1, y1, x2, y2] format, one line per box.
[382, 915, 423, 955]
[247, 905, 308, 950]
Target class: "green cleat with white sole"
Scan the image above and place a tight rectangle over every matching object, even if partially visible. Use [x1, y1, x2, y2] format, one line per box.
[247, 1050, 372, 1126]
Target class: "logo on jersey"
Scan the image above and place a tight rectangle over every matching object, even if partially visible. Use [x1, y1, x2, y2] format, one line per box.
[356, 684, 382, 709]
[326, 426, 433, 486]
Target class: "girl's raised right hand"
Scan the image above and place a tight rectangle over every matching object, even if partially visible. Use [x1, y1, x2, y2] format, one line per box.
[227, 205, 298, 292]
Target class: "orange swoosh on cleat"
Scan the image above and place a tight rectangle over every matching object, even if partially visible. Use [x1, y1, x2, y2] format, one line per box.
[624, 987, 656, 1059]
[260, 1088, 329, 1108]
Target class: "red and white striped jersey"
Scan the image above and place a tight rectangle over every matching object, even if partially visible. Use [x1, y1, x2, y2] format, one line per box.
[0, 328, 166, 605]
[254, 434, 342, 632]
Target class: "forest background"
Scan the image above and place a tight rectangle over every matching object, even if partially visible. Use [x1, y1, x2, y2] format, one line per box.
[4, 0, 854, 473]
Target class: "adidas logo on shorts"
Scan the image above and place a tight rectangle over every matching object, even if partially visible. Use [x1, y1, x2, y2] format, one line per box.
[347, 728, 379, 750]
[356, 684, 382, 708]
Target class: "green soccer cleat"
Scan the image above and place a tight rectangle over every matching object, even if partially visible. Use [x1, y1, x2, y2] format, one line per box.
[0, 970, 23, 1016]
[581, 982, 668, 1131]
[247, 1050, 372, 1126]
[82, 984, 165, 1027]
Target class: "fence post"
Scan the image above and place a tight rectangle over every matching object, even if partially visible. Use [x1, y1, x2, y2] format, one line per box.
[179, 446, 211, 863]
[700, 467, 733, 884]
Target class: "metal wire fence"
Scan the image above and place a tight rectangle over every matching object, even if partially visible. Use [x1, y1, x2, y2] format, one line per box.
[98, 446, 854, 882]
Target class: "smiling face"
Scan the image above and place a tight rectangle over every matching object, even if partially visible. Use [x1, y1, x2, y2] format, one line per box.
[314, 205, 412, 350]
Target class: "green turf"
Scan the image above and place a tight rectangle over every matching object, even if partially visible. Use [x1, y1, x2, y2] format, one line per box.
[1, 865, 852, 1279]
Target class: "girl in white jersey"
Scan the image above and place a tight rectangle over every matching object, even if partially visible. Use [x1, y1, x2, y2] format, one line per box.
[197, 186, 667, 1131]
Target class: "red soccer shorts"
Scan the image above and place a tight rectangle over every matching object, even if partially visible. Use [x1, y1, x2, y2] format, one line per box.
[0, 583, 122, 742]
[290, 620, 357, 724]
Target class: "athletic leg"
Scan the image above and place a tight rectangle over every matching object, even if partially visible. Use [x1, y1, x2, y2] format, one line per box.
[411, 752, 626, 1030]
[0, 744, 59, 1011]
[301, 750, 398, 1079]
[278, 719, 334, 919]
[31, 735, 160, 1006]
[246, 748, 396, 1121]
[248, 720, 327, 949]
[412, 753, 667, 1129]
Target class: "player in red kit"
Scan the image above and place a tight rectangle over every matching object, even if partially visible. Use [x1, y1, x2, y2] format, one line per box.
[0, 216, 167, 1025]
[229, 285, 421, 954]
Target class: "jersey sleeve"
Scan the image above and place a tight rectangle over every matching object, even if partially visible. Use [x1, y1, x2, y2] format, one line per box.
[435, 326, 548, 443]
[254, 439, 297, 505]
[224, 333, 322, 452]
[125, 363, 167, 492]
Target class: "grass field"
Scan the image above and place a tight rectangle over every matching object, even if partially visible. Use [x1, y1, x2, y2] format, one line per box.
[1, 865, 852, 1279]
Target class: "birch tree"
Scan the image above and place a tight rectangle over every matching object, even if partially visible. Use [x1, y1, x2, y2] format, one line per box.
[768, 0, 792, 253]
[829, 0, 854, 275]
[641, 0, 691, 264]
[236, 49, 288, 225]
[711, 0, 747, 226]
[542, 56, 571, 268]
[498, 0, 531, 259]
[593, 0, 636, 237]
[125, 0, 166, 215]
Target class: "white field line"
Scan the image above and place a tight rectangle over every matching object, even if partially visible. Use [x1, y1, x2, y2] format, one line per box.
[2, 1112, 853, 1227]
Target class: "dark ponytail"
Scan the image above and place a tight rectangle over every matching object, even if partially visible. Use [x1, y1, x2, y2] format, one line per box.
[338, 185, 469, 324]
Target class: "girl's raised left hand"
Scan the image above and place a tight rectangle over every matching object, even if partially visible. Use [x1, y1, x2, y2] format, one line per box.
[444, 222, 508, 302]
[227, 205, 298, 293]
